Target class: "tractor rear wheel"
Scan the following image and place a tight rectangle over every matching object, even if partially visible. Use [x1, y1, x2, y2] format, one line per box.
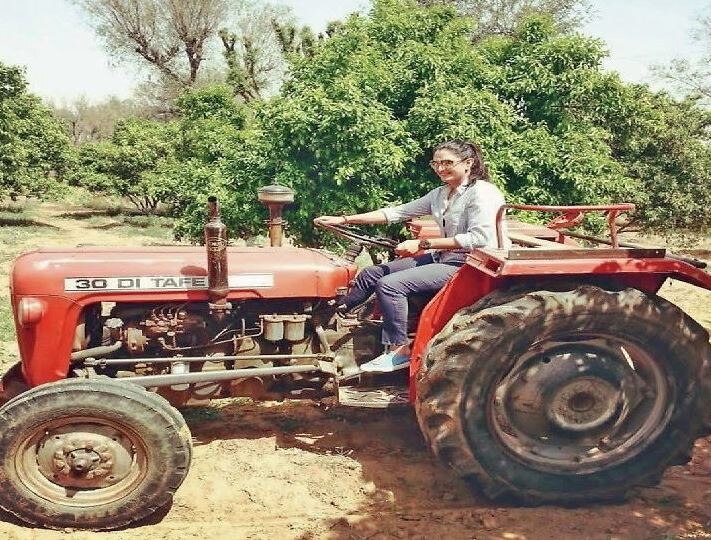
[416, 285, 711, 503]
[0, 378, 192, 530]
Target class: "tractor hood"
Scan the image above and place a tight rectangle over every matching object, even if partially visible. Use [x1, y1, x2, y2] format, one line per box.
[11, 246, 357, 300]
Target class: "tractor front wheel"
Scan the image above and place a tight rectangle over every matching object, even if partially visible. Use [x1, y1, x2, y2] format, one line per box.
[416, 286, 711, 503]
[0, 378, 192, 530]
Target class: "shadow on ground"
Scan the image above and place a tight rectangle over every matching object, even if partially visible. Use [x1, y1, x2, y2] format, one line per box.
[182, 400, 711, 540]
[55, 209, 129, 220]
[0, 216, 58, 228]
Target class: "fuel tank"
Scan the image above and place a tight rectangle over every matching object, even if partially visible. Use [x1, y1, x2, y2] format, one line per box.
[12, 246, 357, 301]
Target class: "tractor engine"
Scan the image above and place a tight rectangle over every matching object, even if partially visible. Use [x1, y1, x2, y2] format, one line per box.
[76, 296, 380, 405]
[103, 300, 315, 358]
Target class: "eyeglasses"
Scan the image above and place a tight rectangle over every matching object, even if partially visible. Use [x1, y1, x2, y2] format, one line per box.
[429, 158, 466, 170]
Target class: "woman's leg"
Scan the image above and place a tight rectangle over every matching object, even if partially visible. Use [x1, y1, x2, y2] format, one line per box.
[339, 253, 435, 311]
[376, 262, 463, 346]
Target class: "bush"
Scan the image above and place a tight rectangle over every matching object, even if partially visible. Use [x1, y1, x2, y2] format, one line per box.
[0, 63, 74, 200]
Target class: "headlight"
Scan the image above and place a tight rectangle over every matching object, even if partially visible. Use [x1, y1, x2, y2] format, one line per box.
[17, 297, 45, 327]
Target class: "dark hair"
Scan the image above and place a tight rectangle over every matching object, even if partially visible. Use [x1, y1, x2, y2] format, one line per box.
[434, 139, 489, 182]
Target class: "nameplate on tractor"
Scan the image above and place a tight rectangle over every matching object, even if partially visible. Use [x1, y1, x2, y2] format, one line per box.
[64, 274, 274, 292]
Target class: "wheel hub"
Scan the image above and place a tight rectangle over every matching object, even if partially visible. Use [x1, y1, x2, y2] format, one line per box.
[66, 448, 102, 473]
[490, 337, 668, 472]
[547, 377, 620, 432]
[37, 426, 135, 489]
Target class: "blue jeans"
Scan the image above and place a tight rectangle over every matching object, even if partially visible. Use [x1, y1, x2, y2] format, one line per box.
[341, 254, 463, 346]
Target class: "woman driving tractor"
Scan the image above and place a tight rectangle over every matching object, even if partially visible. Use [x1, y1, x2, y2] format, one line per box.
[314, 139, 509, 372]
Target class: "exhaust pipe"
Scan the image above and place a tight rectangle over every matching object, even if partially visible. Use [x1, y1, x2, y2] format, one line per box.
[257, 184, 295, 247]
[205, 196, 231, 320]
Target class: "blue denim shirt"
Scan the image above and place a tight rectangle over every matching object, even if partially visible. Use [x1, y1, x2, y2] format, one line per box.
[381, 180, 510, 263]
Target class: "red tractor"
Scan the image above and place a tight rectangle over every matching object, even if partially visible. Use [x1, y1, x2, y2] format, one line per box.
[0, 185, 709, 530]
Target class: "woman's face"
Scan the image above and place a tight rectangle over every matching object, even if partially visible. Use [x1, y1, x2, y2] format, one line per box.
[430, 149, 472, 185]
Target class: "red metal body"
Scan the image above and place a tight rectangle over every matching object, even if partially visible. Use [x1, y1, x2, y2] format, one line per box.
[10, 246, 357, 387]
[494, 203, 636, 248]
[407, 202, 709, 399]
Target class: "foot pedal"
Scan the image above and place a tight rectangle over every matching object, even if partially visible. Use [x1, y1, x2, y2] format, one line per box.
[338, 385, 409, 408]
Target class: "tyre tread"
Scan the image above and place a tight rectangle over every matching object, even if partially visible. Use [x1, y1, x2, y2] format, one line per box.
[416, 285, 711, 504]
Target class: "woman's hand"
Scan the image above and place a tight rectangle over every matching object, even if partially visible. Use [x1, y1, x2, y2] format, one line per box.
[314, 215, 347, 226]
[394, 239, 422, 257]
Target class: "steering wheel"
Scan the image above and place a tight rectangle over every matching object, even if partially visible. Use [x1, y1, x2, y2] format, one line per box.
[315, 222, 398, 250]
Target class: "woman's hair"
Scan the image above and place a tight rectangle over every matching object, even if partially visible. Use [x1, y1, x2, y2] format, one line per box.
[434, 139, 489, 182]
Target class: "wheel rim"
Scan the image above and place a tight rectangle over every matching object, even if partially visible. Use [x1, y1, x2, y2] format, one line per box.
[16, 417, 148, 507]
[488, 335, 673, 474]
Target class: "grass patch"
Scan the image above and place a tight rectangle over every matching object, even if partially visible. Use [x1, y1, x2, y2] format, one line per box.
[122, 214, 173, 229]
[56, 209, 125, 220]
[99, 215, 174, 241]
[0, 223, 56, 248]
[0, 198, 40, 215]
[181, 406, 222, 424]
[0, 298, 15, 342]
[109, 223, 174, 241]
[80, 214, 174, 241]
[58, 186, 126, 213]
[0, 203, 25, 214]
[0, 213, 57, 228]
[0, 201, 39, 226]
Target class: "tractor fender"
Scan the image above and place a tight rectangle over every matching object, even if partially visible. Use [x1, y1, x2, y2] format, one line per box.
[408, 250, 711, 402]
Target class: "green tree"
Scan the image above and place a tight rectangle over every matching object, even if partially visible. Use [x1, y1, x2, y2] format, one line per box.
[73, 118, 179, 212]
[0, 63, 73, 200]
[167, 86, 249, 236]
[192, 1, 637, 245]
[150, 0, 709, 243]
[608, 90, 711, 231]
[417, 0, 591, 40]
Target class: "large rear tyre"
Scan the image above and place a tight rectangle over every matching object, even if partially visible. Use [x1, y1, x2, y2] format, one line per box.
[0, 378, 192, 530]
[416, 285, 711, 503]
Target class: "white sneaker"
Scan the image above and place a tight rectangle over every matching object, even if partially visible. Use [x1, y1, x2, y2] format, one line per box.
[360, 351, 411, 373]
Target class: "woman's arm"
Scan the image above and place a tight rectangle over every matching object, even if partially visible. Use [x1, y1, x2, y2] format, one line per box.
[394, 236, 460, 256]
[343, 210, 389, 225]
[313, 210, 388, 226]
[314, 190, 436, 227]
[381, 193, 434, 224]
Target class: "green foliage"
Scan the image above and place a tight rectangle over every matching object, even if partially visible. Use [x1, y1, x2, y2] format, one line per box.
[0, 62, 74, 200]
[66, 0, 711, 243]
[162, 87, 247, 238]
[416, 0, 592, 41]
[71, 119, 179, 213]
[182, 0, 643, 245]
[173, 86, 247, 162]
[609, 91, 711, 231]
[70, 86, 249, 220]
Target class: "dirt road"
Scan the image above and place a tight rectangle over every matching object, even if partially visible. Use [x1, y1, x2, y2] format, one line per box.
[0, 203, 710, 540]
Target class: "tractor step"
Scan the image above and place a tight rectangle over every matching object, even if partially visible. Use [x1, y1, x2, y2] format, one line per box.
[337, 385, 409, 408]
